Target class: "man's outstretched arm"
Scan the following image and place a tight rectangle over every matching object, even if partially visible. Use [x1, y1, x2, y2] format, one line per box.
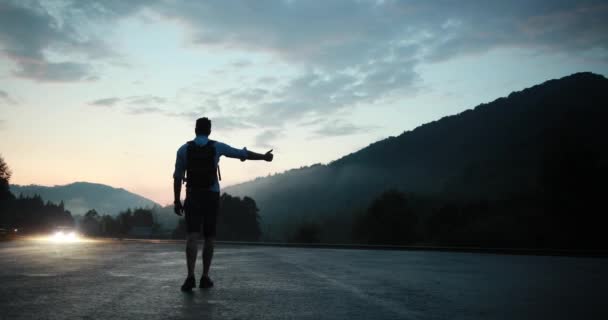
[243, 149, 273, 161]
[217, 142, 273, 162]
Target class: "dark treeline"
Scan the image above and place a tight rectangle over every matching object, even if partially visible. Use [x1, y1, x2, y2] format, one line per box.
[79, 208, 160, 238]
[80, 197, 263, 241]
[172, 193, 262, 241]
[1, 156, 74, 232]
[0, 194, 74, 233]
[2, 154, 263, 240]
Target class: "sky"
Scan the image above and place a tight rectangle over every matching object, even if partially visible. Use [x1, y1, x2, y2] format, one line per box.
[1, 0, 608, 205]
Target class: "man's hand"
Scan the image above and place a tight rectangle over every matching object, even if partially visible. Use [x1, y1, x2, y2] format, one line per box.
[243, 149, 275, 161]
[174, 200, 184, 216]
[264, 149, 274, 162]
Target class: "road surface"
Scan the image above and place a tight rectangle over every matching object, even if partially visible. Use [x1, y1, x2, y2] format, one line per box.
[0, 239, 606, 319]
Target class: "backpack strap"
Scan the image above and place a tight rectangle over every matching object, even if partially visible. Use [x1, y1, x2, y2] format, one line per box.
[207, 140, 221, 181]
[184, 141, 195, 184]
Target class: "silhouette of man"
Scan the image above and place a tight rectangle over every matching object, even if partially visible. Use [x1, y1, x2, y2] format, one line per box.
[173, 117, 273, 291]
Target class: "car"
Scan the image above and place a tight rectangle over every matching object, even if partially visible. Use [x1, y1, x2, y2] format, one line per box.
[51, 226, 79, 241]
[0, 227, 18, 240]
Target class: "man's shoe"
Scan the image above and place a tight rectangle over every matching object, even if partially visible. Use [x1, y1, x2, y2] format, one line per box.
[200, 275, 214, 289]
[181, 276, 196, 291]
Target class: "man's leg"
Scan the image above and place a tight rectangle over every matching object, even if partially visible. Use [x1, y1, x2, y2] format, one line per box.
[202, 236, 215, 277]
[186, 232, 200, 277]
[200, 190, 219, 288]
[182, 193, 203, 291]
[181, 231, 199, 291]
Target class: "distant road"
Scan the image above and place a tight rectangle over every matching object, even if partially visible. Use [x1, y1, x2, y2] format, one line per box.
[1, 239, 607, 319]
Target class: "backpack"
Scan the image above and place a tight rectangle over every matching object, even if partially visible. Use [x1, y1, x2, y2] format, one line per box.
[185, 140, 217, 188]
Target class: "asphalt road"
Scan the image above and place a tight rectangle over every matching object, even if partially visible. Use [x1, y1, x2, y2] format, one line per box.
[0, 239, 606, 320]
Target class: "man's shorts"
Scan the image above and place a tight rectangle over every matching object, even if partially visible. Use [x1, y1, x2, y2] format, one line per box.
[184, 189, 220, 237]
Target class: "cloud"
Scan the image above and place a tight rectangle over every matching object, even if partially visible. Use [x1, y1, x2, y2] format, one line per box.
[255, 130, 281, 148]
[149, 0, 608, 130]
[88, 95, 167, 108]
[312, 120, 374, 138]
[127, 95, 168, 106]
[89, 97, 120, 107]
[164, 110, 202, 120]
[0, 90, 17, 105]
[3, 1, 606, 81]
[211, 116, 255, 131]
[225, 58, 419, 126]
[13, 61, 96, 82]
[419, 2, 608, 62]
[257, 76, 278, 84]
[0, 119, 5, 130]
[157, 1, 608, 64]
[7, 1, 606, 133]
[0, 0, 142, 82]
[230, 59, 253, 68]
[127, 106, 165, 115]
[230, 88, 269, 102]
[87, 95, 253, 131]
[0, 1, 108, 82]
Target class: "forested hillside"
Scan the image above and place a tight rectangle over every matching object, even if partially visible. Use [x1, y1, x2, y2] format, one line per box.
[226, 72, 608, 247]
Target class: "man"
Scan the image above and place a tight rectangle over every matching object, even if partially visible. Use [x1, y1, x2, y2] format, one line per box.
[173, 117, 273, 291]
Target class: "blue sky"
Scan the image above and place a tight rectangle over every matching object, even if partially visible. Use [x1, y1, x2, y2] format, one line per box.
[1, 0, 607, 204]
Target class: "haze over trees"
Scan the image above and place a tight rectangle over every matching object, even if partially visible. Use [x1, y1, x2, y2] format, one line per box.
[353, 190, 418, 245]
[10, 182, 158, 216]
[225, 72, 608, 249]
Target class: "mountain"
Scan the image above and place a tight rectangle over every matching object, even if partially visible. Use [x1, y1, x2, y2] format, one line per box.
[225, 72, 608, 239]
[10, 182, 159, 216]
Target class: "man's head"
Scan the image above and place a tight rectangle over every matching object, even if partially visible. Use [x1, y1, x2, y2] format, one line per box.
[195, 117, 211, 136]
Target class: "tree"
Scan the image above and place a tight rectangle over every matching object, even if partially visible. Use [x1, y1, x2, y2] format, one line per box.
[0, 154, 12, 199]
[0, 156, 75, 232]
[100, 214, 121, 236]
[172, 193, 263, 241]
[172, 219, 187, 239]
[540, 125, 607, 249]
[353, 190, 418, 245]
[288, 222, 321, 243]
[217, 193, 262, 241]
[131, 208, 155, 227]
[117, 209, 133, 235]
[82, 209, 101, 236]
